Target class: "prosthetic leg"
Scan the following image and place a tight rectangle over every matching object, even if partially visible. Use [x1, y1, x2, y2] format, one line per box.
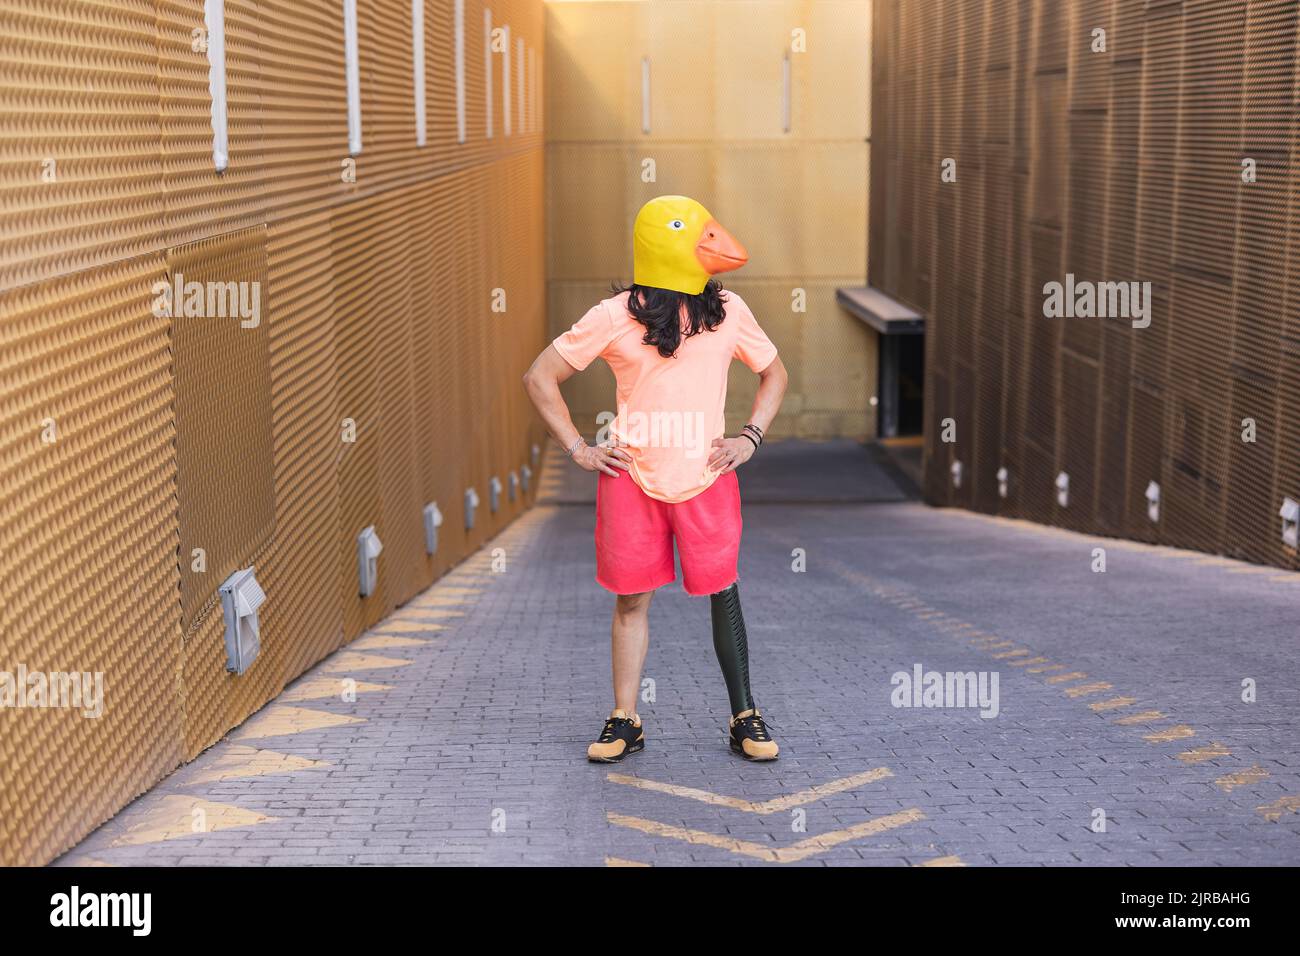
[710, 583, 778, 760]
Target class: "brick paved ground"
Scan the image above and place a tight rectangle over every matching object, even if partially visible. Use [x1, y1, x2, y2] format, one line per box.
[58, 443, 1300, 866]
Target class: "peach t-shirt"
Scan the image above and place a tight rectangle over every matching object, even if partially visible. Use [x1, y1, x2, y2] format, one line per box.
[552, 290, 778, 503]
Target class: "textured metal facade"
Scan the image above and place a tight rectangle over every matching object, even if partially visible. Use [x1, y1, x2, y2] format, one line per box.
[0, 0, 546, 865]
[871, 0, 1300, 569]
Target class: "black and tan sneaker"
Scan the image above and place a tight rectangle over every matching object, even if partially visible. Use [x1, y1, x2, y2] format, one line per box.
[728, 708, 779, 761]
[587, 710, 645, 763]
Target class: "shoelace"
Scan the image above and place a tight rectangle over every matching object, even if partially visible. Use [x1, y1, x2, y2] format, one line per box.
[735, 712, 775, 741]
[599, 717, 632, 743]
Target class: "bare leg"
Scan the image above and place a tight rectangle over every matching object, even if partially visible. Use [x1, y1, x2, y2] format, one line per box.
[611, 591, 654, 714]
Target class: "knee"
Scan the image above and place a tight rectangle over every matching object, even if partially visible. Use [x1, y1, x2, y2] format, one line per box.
[615, 591, 654, 618]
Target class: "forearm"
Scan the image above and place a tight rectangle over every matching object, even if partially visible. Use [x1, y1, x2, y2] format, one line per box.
[524, 374, 584, 453]
[746, 365, 787, 434]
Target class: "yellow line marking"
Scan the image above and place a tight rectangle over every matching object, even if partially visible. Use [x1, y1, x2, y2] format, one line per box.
[1027, 664, 1066, 673]
[1046, 672, 1088, 684]
[1090, 697, 1138, 712]
[405, 594, 471, 607]
[917, 855, 965, 867]
[1268, 575, 1300, 584]
[607, 768, 894, 815]
[279, 678, 391, 702]
[1064, 681, 1113, 698]
[982, 641, 1015, 650]
[606, 809, 925, 863]
[605, 856, 651, 867]
[235, 706, 366, 741]
[189, 746, 331, 784]
[1178, 743, 1231, 764]
[392, 608, 464, 620]
[1143, 725, 1196, 743]
[352, 635, 429, 650]
[992, 649, 1032, 660]
[1214, 766, 1269, 792]
[1112, 710, 1165, 725]
[108, 796, 274, 848]
[1257, 795, 1300, 822]
[1009, 657, 1050, 667]
[373, 619, 448, 632]
[322, 652, 413, 673]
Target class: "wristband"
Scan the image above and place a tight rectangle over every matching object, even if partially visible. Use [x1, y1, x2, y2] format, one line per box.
[740, 432, 760, 452]
[564, 437, 584, 458]
[743, 423, 763, 445]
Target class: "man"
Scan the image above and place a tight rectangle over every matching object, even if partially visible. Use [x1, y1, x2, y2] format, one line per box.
[523, 195, 788, 762]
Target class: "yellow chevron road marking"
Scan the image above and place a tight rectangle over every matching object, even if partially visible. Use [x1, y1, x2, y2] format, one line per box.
[607, 767, 894, 815]
[1178, 743, 1231, 764]
[189, 746, 331, 784]
[1214, 766, 1269, 792]
[1009, 657, 1050, 667]
[1064, 681, 1113, 698]
[605, 856, 650, 867]
[606, 809, 925, 863]
[1112, 710, 1165, 725]
[322, 652, 412, 673]
[352, 635, 429, 650]
[373, 618, 448, 632]
[235, 706, 366, 741]
[1143, 725, 1196, 743]
[1257, 796, 1300, 821]
[1046, 672, 1088, 684]
[1090, 697, 1138, 712]
[109, 796, 274, 848]
[279, 677, 391, 702]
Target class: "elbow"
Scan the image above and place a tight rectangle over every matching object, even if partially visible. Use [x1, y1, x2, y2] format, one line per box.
[522, 367, 547, 399]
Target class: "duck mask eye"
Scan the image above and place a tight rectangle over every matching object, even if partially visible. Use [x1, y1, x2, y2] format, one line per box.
[667, 219, 686, 231]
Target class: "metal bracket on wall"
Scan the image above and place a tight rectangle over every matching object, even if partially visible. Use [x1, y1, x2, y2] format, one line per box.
[508, 470, 519, 502]
[465, 487, 480, 530]
[521, 463, 532, 494]
[423, 502, 443, 555]
[219, 567, 264, 675]
[488, 475, 502, 513]
[357, 525, 382, 597]
[1055, 472, 1070, 509]
[1281, 497, 1298, 550]
[1146, 481, 1161, 523]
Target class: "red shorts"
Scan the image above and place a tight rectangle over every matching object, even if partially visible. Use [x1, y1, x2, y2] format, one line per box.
[595, 470, 742, 597]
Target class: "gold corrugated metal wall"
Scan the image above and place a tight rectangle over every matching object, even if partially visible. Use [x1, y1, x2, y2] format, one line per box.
[871, 0, 1300, 570]
[546, 0, 874, 440]
[0, 0, 547, 865]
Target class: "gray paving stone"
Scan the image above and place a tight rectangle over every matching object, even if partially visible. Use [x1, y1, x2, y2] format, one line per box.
[54, 445, 1300, 867]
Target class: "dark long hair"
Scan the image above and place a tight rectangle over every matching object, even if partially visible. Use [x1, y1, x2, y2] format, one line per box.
[611, 279, 728, 359]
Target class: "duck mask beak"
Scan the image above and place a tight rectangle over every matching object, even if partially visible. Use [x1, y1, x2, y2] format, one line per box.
[695, 219, 748, 276]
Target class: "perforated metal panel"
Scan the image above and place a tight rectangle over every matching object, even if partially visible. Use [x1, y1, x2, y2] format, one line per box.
[169, 226, 276, 628]
[0, 0, 547, 863]
[0, 255, 184, 866]
[872, 0, 1300, 570]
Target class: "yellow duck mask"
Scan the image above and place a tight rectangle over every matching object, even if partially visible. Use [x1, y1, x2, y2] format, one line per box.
[632, 196, 749, 295]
